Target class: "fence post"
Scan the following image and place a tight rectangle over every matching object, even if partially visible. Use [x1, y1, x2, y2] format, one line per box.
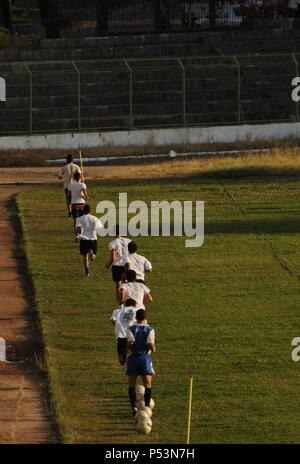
[292, 54, 299, 122]
[72, 61, 81, 131]
[124, 59, 133, 130]
[23, 63, 33, 134]
[233, 56, 241, 124]
[178, 58, 186, 127]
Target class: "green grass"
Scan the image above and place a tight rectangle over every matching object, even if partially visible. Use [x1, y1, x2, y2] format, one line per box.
[17, 177, 300, 444]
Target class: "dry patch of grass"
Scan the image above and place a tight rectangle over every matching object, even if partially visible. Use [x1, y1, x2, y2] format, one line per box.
[1, 139, 300, 168]
[2, 147, 300, 185]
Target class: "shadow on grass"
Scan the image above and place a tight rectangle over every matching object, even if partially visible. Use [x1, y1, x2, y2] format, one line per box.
[205, 217, 300, 235]
[5, 194, 61, 443]
[88, 166, 300, 187]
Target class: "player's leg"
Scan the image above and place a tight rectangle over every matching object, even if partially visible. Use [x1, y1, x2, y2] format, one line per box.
[83, 254, 90, 277]
[117, 338, 127, 366]
[142, 375, 153, 407]
[127, 356, 138, 415]
[141, 355, 155, 407]
[65, 188, 71, 217]
[112, 266, 125, 301]
[80, 240, 91, 277]
[128, 375, 137, 415]
[88, 240, 97, 263]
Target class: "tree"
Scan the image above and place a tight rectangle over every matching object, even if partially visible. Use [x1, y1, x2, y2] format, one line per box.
[0, 0, 13, 32]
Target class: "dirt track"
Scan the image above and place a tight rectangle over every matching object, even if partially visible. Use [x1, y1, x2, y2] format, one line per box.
[0, 186, 57, 444]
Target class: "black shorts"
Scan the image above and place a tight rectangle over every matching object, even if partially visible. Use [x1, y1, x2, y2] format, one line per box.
[117, 337, 128, 356]
[111, 265, 126, 282]
[135, 279, 145, 284]
[80, 240, 97, 256]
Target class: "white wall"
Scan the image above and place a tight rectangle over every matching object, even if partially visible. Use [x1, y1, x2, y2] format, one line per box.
[1, 122, 300, 150]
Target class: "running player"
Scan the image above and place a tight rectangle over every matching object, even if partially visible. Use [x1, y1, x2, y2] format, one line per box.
[126, 309, 155, 416]
[58, 154, 81, 217]
[106, 225, 131, 300]
[124, 242, 152, 283]
[119, 270, 152, 309]
[69, 171, 88, 225]
[75, 204, 103, 277]
[110, 298, 137, 366]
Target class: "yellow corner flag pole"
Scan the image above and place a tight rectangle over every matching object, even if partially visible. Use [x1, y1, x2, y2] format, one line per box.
[79, 149, 84, 183]
[187, 376, 193, 445]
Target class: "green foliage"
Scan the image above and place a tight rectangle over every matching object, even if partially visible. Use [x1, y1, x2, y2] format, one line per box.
[0, 25, 41, 49]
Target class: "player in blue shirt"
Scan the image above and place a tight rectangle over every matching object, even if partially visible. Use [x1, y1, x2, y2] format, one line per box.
[126, 308, 155, 416]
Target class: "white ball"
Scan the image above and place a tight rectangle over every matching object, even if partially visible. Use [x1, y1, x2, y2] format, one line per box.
[169, 149, 177, 158]
[136, 418, 152, 434]
[135, 385, 145, 400]
[139, 406, 152, 418]
[135, 410, 149, 422]
[136, 399, 145, 409]
[149, 398, 155, 410]
[138, 416, 152, 428]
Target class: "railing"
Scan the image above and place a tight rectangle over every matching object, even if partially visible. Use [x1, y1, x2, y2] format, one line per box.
[11, 0, 286, 37]
[0, 53, 298, 136]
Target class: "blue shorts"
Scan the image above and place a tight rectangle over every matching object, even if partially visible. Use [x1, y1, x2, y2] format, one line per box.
[126, 354, 155, 377]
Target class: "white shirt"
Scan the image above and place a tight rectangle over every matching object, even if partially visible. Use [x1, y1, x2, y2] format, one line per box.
[120, 282, 150, 310]
[69, 181, 87, 204]
[110, 306, 137, 339]
[124, 253, 152, 281]
[127, 324, 155, 344]
[109, 237, 131, 266]
[59, 163, 81, 189]
[76, 214, 103, 241]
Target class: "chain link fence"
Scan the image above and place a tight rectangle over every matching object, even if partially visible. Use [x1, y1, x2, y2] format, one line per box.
[0, 53, 298, 135]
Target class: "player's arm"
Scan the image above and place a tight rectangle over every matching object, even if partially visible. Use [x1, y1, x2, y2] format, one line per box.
[110, 310, 118, 327]
[119, 287, 126, 305]
[106, 249, 115, 270]
[58, 167, 64, 180]
[147, 329, 156, 353]
[143, 290, 153, 305]
[126, 329, 135, 353]
[145, 259, 153, 273]
[95, 219, 103, 238]
[82, 187, 89, 200]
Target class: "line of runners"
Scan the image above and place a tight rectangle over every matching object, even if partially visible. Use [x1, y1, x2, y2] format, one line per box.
[58, 154, 156, 416]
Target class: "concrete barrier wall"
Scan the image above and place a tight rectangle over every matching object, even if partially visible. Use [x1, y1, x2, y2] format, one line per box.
[1, 122, 300, 150]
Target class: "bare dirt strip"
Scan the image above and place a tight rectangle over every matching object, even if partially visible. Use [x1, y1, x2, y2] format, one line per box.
[0, 186, 58, 444]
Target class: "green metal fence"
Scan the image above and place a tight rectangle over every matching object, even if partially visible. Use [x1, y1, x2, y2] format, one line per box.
[0, 53, 298, 136]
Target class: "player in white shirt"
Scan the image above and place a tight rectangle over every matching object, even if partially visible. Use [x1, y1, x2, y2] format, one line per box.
[110, 298, 137, 365]
[69, 171, 88, 225]
[106, 225, 131, 300]
[75, 204, 103, 277]
[124, 242, 152, 283]
[58, 154, 81, 217]
[119, 270, 152, 309]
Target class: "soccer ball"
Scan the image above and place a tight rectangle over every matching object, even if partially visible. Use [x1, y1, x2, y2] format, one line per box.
[149, 398, 155, 410]
[139, 406, 152, 418]
[136, 417, 152, 434]
[135, 410, 149, 422]
[135, 385, 145, 400]
[135, 399, 145, 409]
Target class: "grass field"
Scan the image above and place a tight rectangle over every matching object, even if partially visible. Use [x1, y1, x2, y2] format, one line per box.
[17, 172, 300, 444]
